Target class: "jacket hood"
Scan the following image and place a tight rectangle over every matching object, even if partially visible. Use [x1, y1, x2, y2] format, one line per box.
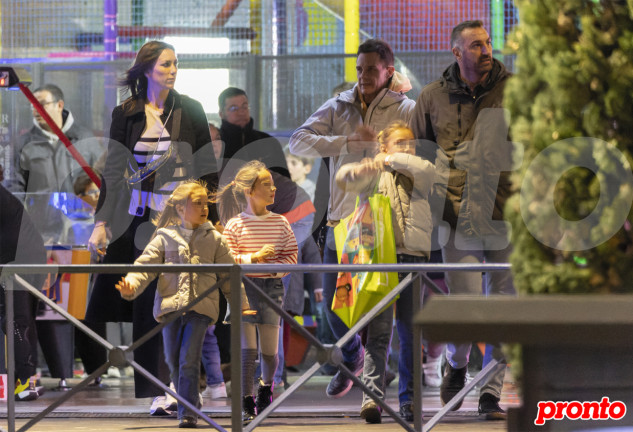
[388, 71, 412, 93]
[441, 58, 510, 95]
[32, 109, 74, 141]
[336, 82, 411, 108]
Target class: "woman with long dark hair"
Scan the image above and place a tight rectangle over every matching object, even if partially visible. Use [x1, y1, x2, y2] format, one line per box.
[86, 40, 217, 410]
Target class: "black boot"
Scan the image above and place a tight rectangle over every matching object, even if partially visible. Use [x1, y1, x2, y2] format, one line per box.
[242, 395, 256, 424]
[255, 379, 274, 415]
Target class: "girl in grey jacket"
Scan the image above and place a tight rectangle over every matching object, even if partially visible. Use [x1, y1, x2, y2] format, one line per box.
[336, 121, 435, 421]
[116, 180, 249, 428]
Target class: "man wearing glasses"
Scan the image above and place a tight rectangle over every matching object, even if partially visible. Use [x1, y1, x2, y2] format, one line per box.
[217, 87, 289, 178]
[8, 84, 103, 245]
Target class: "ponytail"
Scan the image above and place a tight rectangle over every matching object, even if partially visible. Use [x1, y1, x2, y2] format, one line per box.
[212, 160, 267, 224]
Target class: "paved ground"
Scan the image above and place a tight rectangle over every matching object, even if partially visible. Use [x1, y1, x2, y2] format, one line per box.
[0, 369, 518, 431]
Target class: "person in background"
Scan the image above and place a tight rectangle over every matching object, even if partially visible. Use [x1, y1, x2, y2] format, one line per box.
[410, 20, 514, 420]
[71, 172, 109, 386]
[289, 39, 415, 422]
[285, 150, 316, 202]
[7, 83, 103, 245]
[0, 164, 47, 401]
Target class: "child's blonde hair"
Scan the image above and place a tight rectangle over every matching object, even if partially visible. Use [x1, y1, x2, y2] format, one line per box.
[153, 179, 209, 228]
[212, 160, 269, 224]
[377, 120, 412, 147]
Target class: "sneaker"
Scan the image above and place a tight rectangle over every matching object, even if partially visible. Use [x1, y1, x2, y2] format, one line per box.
[165, 383, 178, 411]
[179, 416, 197, 428]
[105, 366, 121, 378]
[439, 364, 467, 410]
[399, 402, 414, 422]
[242, 395, 257, 424]
[149, 396, 171, 416]
[423, 355, 443, 388]
[326, 349, 364, 398]
[360, 401, 382, 424]
[255, 379, 273, 414]
[15, 378, 39, 402]
[202, 382, 227, 399]
[478, 392, 506, 420]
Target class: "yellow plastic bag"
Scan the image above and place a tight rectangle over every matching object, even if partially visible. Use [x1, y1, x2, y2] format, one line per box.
[332, 194, 398, 327]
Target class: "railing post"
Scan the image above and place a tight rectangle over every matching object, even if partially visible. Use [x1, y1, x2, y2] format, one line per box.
[230, 264, 243, 432]
[413, 273, 424, 431]
[6, 275, 16, 432]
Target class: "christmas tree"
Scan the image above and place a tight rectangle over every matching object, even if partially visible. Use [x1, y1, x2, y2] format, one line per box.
[505, 0, 633, 295]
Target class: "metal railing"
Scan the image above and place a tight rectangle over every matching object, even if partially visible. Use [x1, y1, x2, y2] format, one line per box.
[0, 262, 511, 432]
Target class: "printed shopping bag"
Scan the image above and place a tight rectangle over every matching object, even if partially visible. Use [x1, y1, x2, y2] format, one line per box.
[332, 194, 398, 327]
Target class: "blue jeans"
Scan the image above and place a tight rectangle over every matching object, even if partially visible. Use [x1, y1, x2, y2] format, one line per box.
[322, 226, 362, 364]
[439, 225, 515, 398]
[395, 254, 427, 405]
[201, 325, 223, 386]
[162, 311, 212, 420]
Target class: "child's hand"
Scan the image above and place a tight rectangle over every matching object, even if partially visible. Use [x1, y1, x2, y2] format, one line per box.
[115, 277, 135, 297]
[354, 158, 380, 177]
[373, 152, 388, 169]
[252, 244, 275, 263]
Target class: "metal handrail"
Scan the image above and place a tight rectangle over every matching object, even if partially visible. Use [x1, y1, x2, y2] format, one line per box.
[0, 262, 512, 432]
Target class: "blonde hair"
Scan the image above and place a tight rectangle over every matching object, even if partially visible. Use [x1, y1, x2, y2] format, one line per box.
[377, 120, 412, 147]
[153, 179, 209, 229]
[212, 160, 268, 224]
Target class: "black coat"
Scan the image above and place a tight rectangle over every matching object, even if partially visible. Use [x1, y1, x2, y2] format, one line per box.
[88, 90, 216, 323]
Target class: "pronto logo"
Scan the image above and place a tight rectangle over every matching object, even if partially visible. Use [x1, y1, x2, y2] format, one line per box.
[535, 397, 627, 426]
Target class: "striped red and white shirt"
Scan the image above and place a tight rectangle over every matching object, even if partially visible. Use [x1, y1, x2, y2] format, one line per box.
[223, 211, 298, 278]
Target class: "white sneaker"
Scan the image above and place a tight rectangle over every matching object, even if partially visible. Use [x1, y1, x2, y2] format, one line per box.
[149, 383, 178, 416]
[105, 366, 121, 378]
[423, 356, 443, 388]
[201, 382, 227, 399]
[165, 382, 178, 411]
[149, 396, 170, 416]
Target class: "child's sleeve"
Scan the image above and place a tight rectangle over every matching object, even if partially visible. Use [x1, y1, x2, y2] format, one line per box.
[335, 161, 376, 194]
[122, 234, 164, 300]
[222, 221, 251, 264]
[214, 234, 250, 311]
[389, 153, 436, 194]
[273, 218, 298, 277]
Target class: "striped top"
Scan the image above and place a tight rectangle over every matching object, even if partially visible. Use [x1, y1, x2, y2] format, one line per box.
[223, 211, 298, 278]
[128, 104, 185, 215]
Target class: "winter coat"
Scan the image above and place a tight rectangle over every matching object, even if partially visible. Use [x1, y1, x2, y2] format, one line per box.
[7, 110, 103, 243]
[289, 85, 416, 223]
[121, 222, 248, 323]
[336, 153, 435, 256]
[219, 118, 290, 178]
[9, 109, 101, 195]
[411, 59, 512, 236]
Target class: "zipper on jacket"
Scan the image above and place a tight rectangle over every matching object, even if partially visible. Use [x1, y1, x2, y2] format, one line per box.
[457, 103, 462, 140]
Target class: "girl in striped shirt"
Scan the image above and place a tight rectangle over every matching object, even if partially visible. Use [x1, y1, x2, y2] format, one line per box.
[213, 160, 297, 423]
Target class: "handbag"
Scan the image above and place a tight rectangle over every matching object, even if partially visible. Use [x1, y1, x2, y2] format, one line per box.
[332, 192, 398, 328]
[126, 106, 181, 186]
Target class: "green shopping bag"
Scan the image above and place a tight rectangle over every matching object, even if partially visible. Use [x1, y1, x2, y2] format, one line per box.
[332, 193, 398, 328]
